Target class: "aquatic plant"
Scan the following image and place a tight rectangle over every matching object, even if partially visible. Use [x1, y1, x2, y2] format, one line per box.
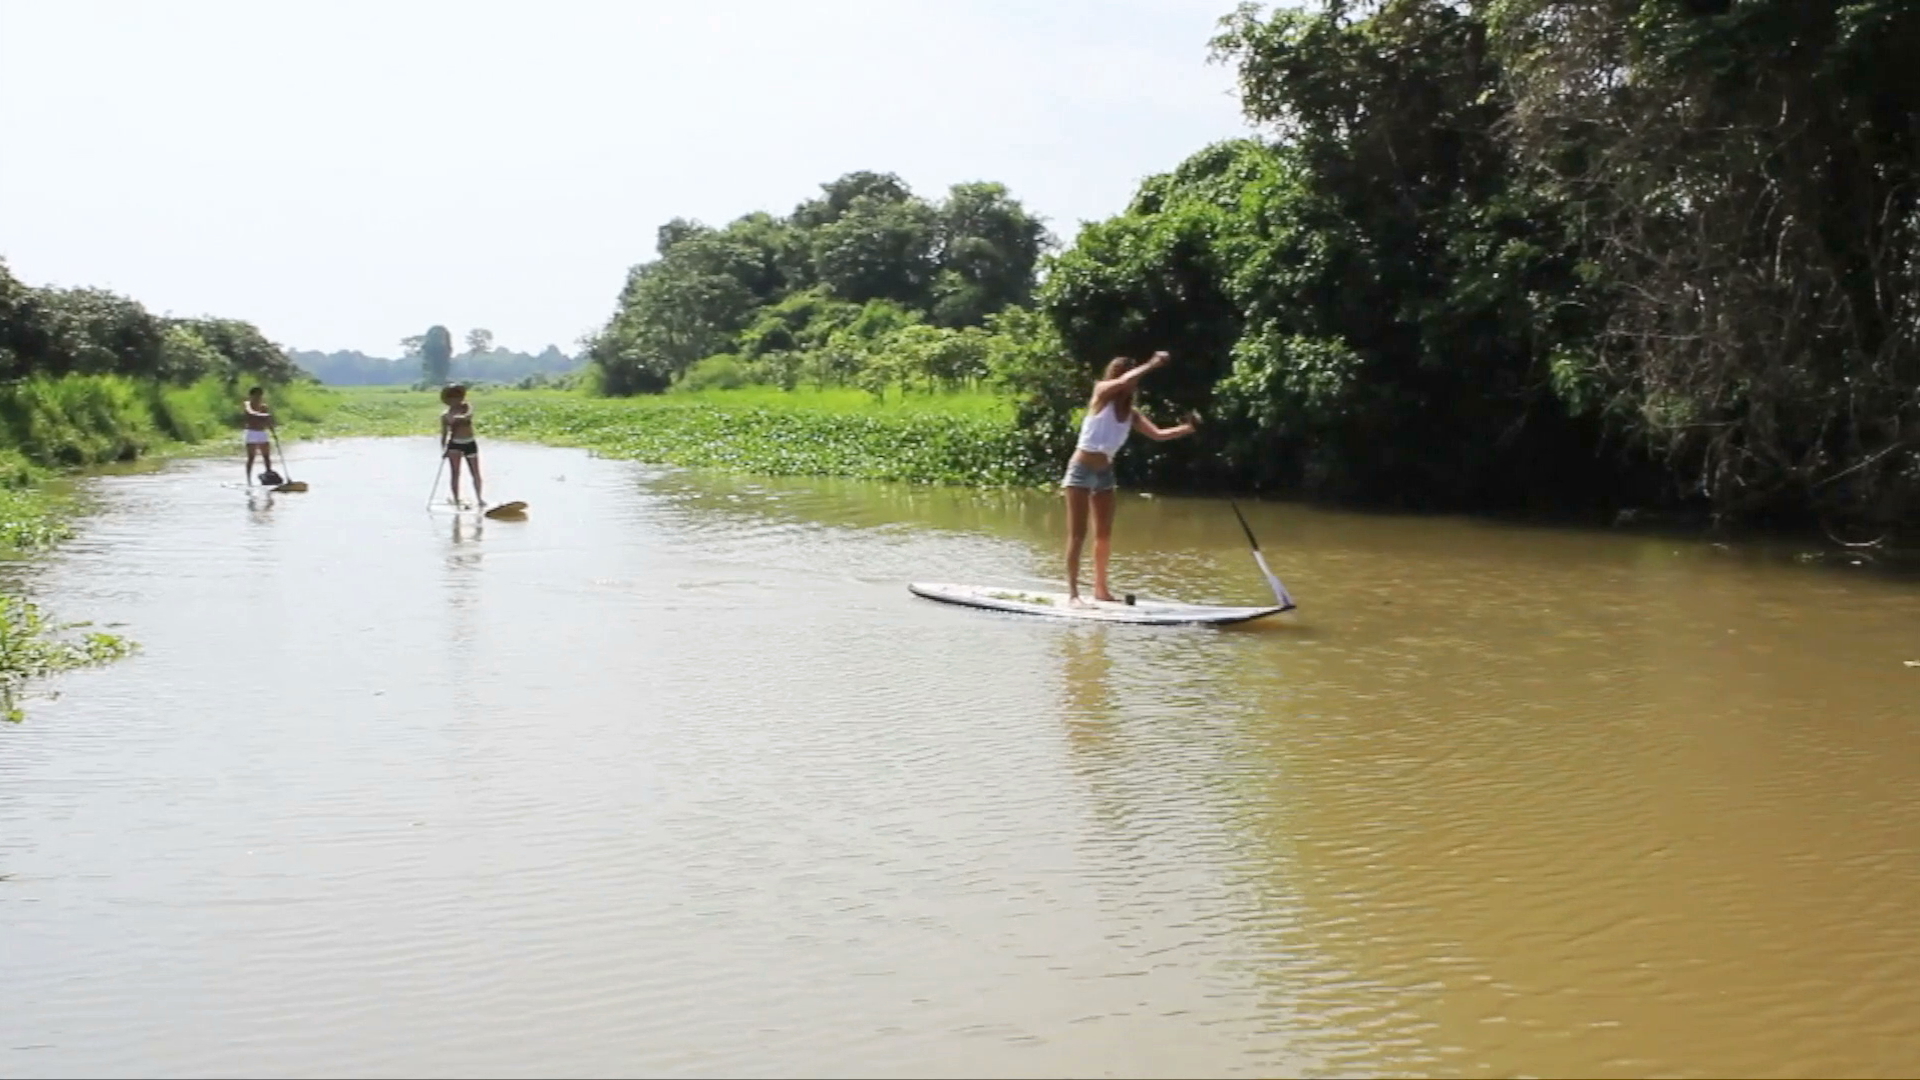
[0, 596, 135, 722]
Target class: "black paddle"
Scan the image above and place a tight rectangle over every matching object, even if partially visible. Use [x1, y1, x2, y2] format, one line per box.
[1229, 499, 1296, 611]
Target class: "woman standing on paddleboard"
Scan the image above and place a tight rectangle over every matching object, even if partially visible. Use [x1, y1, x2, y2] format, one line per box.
[439, 384, 486, 508]
[1061, 351, 1200, 605]
[241, 385, 278, 485]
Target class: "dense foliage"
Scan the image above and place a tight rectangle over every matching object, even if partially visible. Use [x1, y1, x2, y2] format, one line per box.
[1042, 0, 1918, 528]
[581, 1, 1920, 531]
[1488, 0, 1920, 527]
[1042, 2, 1629, 509]
[584, 173, 1056, 398]
[0, 259, 303, 388]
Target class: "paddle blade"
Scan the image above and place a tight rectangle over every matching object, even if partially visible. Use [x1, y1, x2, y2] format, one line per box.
[272, 481, 309, 493]
[1251, 549, 1296, 611]
[482, 501, 527, 520]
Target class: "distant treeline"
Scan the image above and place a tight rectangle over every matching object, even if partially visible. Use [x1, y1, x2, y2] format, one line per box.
[293, 344, 584, 387]
[583, 0, 1920, 533]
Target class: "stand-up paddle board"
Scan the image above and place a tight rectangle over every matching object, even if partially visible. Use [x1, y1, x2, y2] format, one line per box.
[430, 500, 528, 517]
[908, 582, 1287, 626]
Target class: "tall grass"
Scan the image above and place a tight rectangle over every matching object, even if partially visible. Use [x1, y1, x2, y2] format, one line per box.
[0, 375, 155, 466]
[0, 375, 330, 470]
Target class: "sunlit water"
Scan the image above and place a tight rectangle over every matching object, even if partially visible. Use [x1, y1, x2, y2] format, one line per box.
[3, 437, 1918, 1078]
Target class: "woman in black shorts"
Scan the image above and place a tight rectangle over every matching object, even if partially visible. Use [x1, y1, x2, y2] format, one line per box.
[439, 384, 486, 508]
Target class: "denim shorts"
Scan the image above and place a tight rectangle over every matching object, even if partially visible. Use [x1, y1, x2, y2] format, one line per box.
[1060, 460, 1116, 492]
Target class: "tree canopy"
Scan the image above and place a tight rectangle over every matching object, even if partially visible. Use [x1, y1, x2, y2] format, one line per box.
[585, 172, 1051, 396]
[587, 1, 1920, 530]
[0, 258, 303, 387]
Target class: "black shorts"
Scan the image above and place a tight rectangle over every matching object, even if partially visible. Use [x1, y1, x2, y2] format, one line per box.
[446, 438, 479, 457]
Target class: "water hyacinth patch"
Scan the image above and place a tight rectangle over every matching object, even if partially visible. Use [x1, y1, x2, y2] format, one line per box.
[473, 391, 1049, 488]
[0, 597, 135, 722]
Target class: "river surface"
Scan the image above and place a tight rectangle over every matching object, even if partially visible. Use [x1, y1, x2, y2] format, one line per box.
[3, 436, 1918, 1079]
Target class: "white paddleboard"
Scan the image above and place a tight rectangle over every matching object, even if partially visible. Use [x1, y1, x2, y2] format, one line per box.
[909, 582, 1289, 626]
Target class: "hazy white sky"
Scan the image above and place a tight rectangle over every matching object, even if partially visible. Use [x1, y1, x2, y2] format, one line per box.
[0, 0, 1260, 356]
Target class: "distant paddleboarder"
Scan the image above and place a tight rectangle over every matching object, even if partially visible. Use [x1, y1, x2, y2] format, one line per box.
[1060, 351, 1201, 605]
[241, 385, 279, 485]
[439, 384, 486, 508]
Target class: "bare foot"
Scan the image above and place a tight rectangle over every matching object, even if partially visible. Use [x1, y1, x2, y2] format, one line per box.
[1092, 591, 1118, 603]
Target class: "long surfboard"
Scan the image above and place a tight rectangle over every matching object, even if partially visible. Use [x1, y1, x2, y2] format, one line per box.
[908, 582, 1288, 626]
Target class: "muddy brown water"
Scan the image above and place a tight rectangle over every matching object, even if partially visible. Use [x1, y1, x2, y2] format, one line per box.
[3, 436, 1917, 1078]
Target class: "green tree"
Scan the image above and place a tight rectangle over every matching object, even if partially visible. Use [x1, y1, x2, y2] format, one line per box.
[0, 258, 53, 381]
[1039, 1, 1612, 502]
[33, 287, 167, 379]
[736, 287, 860, 360]
[421, 325, 453, 386]
[157, 325, 224, 384]
[930, 182, 1051, 327]
[585, 169, 1051, 397]
[1490, 0, 1920, 526]
[182, 318, 302, 384]
[791, 171, 916, 229]
[809, 194, 940, 307]
[0, 257, 301, 390]
[465, 328, 494, 354]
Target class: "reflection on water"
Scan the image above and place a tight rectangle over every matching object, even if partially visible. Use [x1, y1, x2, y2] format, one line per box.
[2, 436, 1917, 1079]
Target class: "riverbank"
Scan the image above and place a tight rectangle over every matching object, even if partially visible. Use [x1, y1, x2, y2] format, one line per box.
[0, 379, 1035, 719]
[312, 385, 1044, 487]
[0, 375, 332, 720]
[307, 385, 1920, 564]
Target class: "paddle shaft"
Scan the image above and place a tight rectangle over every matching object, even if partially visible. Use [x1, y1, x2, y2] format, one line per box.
[270, 428, 293, 482]
[426, 440, 447, 508]
[1228, 499, 1297, 611]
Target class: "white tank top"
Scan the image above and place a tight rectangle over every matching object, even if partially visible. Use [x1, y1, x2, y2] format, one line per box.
[1075, 399, 1132, 456]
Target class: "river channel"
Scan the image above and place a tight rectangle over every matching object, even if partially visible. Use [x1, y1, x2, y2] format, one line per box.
[4, 436, 1917, 1078]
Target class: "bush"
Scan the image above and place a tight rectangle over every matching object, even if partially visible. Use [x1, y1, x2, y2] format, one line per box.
[676, 353, 755, 392]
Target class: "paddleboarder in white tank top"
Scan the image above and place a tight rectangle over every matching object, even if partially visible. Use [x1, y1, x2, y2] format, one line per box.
[1059, 350, 1201, 605]
[241, 385, 277, 485]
